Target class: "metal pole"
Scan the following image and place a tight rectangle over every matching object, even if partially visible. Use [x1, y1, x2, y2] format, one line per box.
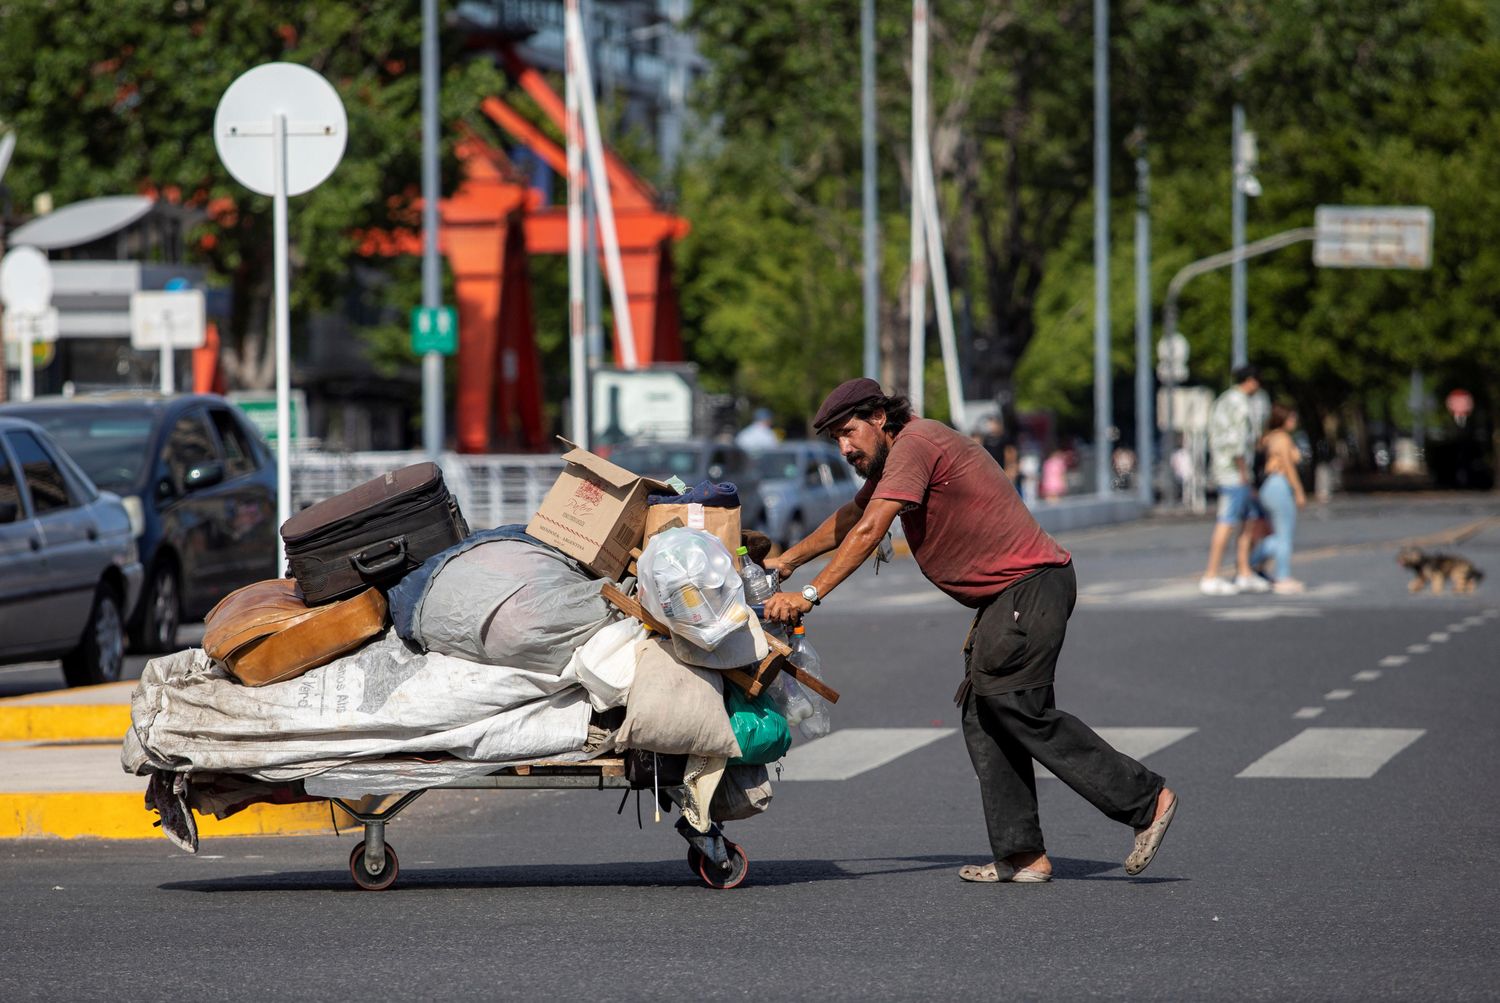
[861, 0, 880, 382]
[18, 317, 33, 402]
[1410, 367, 1425, 464]
[421, 0, 444, 458]
[272, 111, 292, 572]
[917, 142, 966, 432]
[1093, 0, 1111, 497]
[1134, 145, 1152, 506]
[160, 315, 174, 395]
[565, 25, 588, 449]
[566, 1, 638, 370]
[907, 0, 928, 413]
[1231, 102, 1247, 370]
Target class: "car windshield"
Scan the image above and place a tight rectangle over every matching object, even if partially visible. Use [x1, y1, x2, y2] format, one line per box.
[23, 409, 155, 493]
[754, 449, 803, 481]
[608, 445, 704, 480]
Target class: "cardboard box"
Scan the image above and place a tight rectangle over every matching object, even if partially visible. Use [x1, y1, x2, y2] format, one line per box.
[527, 441, 671, 580]
[643, 503, 743, 568]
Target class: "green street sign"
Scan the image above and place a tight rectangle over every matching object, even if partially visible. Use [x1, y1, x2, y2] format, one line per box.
[411, 306, 458, 356]
[229, 391, 305, 445]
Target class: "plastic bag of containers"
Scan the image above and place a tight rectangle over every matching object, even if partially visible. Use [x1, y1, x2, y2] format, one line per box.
[637, 528, 753, 652]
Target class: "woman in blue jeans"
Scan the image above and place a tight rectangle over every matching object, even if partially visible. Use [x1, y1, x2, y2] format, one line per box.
[1253, 404, 1308, 593]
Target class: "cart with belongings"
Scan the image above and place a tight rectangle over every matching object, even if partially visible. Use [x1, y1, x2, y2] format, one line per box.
[122, 462, 837, 892]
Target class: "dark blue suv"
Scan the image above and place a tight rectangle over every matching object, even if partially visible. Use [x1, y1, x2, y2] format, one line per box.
[0, 394, 278, 652]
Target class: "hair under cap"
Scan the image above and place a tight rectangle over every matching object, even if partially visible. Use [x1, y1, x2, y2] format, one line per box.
[812, 377, 885, 433]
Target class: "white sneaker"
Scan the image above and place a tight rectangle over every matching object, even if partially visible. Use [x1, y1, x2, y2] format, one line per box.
[1235, 574, 1272, 594]
[1272, 578, 1306, 595]
[1199, 577, 1239, 596]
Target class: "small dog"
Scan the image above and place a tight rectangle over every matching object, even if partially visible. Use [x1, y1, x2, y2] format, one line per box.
[1397, 547, 1484, 594]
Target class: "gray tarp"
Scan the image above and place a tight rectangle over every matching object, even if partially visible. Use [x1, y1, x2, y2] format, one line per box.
[409, 538, 618, 672]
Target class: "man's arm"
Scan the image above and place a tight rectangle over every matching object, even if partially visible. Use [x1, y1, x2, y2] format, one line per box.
[763, 498, 903, 623]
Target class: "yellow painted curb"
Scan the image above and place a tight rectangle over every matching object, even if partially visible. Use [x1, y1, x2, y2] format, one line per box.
[0, 792, 348, 840]
[0, 706, 132, 743]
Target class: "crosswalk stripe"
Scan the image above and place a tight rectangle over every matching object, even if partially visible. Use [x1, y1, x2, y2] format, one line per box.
[1325, 689, 1354, 700]
[1407, 643, 1431, 654]
[778, 727, 955, 781]
[1379, 655, 1408, 667]
[1293, 707, 1325, 719]
[1428, 631, 1450, 643]
[1237, 728, 1425, 779]
[1037, 727, 1197, 780]
[1352, 670, 1381, 682]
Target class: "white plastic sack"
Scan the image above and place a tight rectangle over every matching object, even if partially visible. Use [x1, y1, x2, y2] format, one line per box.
[637, 527, 753, 651]
[121, 629, 592, 780]
[567, 618, 648, 711]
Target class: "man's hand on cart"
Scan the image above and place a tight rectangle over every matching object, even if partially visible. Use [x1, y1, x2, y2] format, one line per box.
[762, 591, 812, 625]
[764, 557, 794, 583]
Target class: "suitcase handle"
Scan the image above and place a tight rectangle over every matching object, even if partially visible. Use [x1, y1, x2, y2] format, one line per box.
[353, 537, 409, 579]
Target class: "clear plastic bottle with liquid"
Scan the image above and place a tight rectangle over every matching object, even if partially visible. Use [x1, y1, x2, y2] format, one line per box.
[788, 624, 832, 739]
[738, 546, 777, 606]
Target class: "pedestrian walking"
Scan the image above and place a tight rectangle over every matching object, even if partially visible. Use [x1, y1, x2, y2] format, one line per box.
[762, 378, 1178, 883]
[1200, 365, 1271, 595]
[1040, 450, 1068, 502]
[735, 408, 780, 451]
[1250, 403, 1308, 593]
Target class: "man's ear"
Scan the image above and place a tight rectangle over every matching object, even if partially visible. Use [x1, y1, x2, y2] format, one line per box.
[871, 409, 887, 430]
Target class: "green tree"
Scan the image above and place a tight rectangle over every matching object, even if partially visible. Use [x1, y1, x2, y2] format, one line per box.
[0, 0, 505, 390]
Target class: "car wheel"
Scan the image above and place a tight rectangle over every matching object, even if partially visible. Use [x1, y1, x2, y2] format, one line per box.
[62, 586, 126, 688]
[131, 562, 181, 653]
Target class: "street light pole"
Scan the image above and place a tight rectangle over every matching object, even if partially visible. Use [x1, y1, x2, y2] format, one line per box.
[1134, 143, 1152, 507]
[1093, 0, 1112, 497]
[1230, 103, 1247, 369]
[861, 0, 880, 382]
[421, 0, 444, 458]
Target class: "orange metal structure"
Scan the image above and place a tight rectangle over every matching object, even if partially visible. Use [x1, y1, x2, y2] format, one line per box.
[359, 45, 688, 453]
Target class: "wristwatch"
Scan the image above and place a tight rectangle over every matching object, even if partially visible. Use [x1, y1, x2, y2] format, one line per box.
[801, 584, 822, 606]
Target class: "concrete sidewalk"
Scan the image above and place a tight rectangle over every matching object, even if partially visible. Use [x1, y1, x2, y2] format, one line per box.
[0, 681, 342, 841]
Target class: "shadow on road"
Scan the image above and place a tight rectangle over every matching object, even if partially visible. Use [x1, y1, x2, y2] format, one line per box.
[158, 853, 1185, 893]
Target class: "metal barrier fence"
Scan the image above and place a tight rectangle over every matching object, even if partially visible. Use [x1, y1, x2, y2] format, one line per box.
[291, 450, 566, 530]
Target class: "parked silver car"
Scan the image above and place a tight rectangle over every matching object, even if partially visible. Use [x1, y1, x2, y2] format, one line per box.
[754, 440, 863, 549]
[0, 416, 143, 686]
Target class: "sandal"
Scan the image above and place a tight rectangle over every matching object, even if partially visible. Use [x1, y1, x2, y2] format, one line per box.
[958, 861, 1052, 883]
[1125, 791, 1178, 876]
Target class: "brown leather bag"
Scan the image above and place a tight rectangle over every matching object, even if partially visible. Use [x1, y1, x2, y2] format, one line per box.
[202, 579, 388, 687]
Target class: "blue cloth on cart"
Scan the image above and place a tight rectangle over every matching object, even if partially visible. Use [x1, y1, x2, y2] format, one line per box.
[647, 480, 740, 508]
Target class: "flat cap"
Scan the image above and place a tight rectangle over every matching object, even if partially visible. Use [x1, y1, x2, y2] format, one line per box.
[813, 377, 884, 433]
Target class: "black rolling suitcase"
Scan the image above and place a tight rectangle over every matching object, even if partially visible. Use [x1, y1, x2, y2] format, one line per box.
[281, 462, 469, 605]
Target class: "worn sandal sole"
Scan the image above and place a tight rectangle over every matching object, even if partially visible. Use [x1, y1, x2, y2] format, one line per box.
[959, 863, 1052, 883]
[1125, 794, 1179, 876]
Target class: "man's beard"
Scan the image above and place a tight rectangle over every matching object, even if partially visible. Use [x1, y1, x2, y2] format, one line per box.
[848, 438, 890, 481]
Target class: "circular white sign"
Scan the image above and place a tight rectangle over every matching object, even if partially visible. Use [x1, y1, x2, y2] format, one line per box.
[214, 63, 348, 197]
[0, 246, 53, 312]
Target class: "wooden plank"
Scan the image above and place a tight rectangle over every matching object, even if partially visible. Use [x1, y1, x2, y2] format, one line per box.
[600, 582, 670, 635]
[510, 758, 626, 777]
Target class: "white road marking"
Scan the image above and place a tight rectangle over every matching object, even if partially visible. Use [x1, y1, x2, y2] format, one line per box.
[1352, 670, 1382, 682]
[1205, 607, 1322, 622]
[1447, 624, 1467, 633]
[778, 727, 955, 782]
[1293, 707, 1325, 719]
[1464, 616, 1487, 627]
[1237, 728, 1425, 779]
[1428, 632, 1450, 643]
[1407, 643, 1431, 654]
[1036, 727, 1197, 780]
[862, 591, 950, 609]
[1378, 655, 1408, 667]
[1324, 689, 1355, 700]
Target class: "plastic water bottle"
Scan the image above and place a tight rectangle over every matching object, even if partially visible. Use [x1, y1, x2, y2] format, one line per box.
[789, 625, 832, 739]
[738, 547, 777, 605]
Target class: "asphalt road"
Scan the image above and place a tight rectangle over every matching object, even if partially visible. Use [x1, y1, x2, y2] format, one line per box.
[3, 494, 1498, 1000]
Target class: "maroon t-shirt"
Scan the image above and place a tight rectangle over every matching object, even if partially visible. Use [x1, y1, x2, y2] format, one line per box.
[855, 418, 1071, 607]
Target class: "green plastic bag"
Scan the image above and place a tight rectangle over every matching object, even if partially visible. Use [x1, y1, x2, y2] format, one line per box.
[725, 686, 792, 766]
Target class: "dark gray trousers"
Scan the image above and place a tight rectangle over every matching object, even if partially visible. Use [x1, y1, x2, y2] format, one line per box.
[962, 684, 1164, 859]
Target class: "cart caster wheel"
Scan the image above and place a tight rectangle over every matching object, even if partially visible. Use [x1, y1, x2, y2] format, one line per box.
[687, 846, 704, 875]
[349, 840, 399, 891]
[696, 840, 748, 890]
